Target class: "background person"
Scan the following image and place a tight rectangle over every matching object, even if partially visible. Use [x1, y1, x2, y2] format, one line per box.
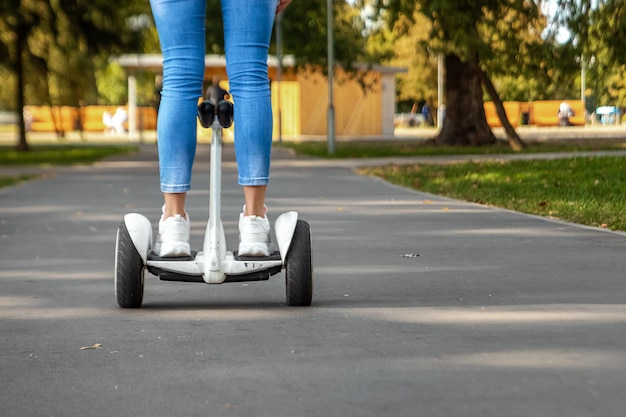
[558, 101, 574, 126]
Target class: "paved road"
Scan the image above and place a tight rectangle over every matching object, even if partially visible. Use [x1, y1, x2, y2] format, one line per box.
[1, 144, 626, 416]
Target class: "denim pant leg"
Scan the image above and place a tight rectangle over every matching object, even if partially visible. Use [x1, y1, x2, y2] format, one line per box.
[222, 0, 277, 186]
[150, 0, 206, 193]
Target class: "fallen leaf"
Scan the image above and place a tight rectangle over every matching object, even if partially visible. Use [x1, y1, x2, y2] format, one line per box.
[81, 343, 103, 350]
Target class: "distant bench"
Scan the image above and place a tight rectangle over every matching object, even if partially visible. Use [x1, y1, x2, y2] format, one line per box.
[483, 101, 522, 127]
[24, 105, 157, 132]
[530, 100, 585, 126]
[483, 100, 585, 127]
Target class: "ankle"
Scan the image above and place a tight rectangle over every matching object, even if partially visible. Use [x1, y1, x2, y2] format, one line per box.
[162, 204, 188, 220]
[163, 212, 187, 220]
[163, 193, 187, 219]
[243, 204, 267, 217]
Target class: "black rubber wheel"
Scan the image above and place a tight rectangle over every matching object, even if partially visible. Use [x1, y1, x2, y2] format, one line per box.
[285, 219, 313, 306]
[115, 221, 145, 308]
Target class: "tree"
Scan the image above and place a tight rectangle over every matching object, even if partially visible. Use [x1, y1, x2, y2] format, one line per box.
[0, 0, 138, 150]
[591, 1, 626, 67]
[0, 0, 41, 151]
[374, 0, 561, 150]
[277, 0, 369, 70]
[383, 11, 438, 112]
[556, 0, 626, 111]
[432, 1, 546, 149]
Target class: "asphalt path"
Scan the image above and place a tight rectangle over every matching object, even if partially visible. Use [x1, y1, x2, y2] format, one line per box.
[1, 144, 626, 416]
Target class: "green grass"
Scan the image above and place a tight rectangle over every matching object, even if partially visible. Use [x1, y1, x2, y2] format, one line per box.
[0, 144, 137, 189]
[361, 156, 626, 231]
[0, 144, 137, 166]
[280, 139, 626, 159]
[283, 139, 626, 231]
[0, 174, 39, 188]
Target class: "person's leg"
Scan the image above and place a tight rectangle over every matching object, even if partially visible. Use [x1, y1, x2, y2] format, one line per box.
[150, 0, 206, 256]
[163, 193, 187, 217]
[243, 186, 267, 217]
[222, 0, 277, 256]
[222, 0, 276, 212]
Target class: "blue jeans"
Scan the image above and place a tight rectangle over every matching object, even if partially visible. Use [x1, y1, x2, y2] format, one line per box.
[150, 0, 276, 192]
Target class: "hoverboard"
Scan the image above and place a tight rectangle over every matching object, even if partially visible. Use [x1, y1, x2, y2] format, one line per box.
[114, 100, 312, 307]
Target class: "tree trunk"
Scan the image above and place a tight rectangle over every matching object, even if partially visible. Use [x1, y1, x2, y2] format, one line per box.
[15, 27, 29, 152]
[435, 54, 496, 146]
[480, 68, 526, 151]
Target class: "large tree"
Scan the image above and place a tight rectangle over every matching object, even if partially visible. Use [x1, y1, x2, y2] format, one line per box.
[0, 0, 43, 151]
[556, 0, 626, 110]
[0, 0, 137, 150]
[374, 0, 560, 150]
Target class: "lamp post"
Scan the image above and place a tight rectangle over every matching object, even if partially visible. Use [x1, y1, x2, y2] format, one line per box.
[578, 54, 596, 110]
[437, 54, 444, 129]
[326, 0, 335, 155]
[126, 14, 151, 142]
[580, 55, 587, 108]
[275, 11, 284, 144]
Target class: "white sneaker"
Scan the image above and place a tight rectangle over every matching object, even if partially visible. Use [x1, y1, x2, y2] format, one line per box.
[238, 207, 272, 257]
[154, 211, 191, 258]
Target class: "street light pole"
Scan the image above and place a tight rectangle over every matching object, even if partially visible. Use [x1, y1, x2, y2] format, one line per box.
[581, 55, 586, 108]
[276, 11, 283, 144]
[326, 0, 335, 155]
[437, 54, 444, 129]
[126, 14, 151, 143]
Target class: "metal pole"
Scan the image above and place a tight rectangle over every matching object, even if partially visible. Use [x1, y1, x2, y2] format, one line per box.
[581, 55, 586, 108]
[276, 12, 283, 144]
[437, 54, 444, 129]
[327, 0, 335, 155]
[128, 74, 138, 142]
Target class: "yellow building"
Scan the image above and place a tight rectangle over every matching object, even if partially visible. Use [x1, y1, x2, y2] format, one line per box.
[115, 54, 405, 140]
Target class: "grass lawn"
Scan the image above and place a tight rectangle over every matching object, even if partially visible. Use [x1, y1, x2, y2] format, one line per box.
[0, 144, 137, 188]
[360, 155, 626, 231]
[0, 174, 39, 188]
[280, 139, 626, 231]
[280, 139, 626, 159]
[0, 144, 137, 166]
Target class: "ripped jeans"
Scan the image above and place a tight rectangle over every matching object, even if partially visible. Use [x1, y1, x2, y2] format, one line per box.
[150, 0, 276, 192]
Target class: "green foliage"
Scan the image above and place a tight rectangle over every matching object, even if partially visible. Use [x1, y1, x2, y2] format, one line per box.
[370, 0, 626, 106]
[385, 11, 438, 104]
[278, 0, 370, 69]
[0, 0, 142, 107]
[94, 62, 129, 106]
[94, 61, 158, 106]
[0, 67, 16, 110]
[592, 1, 626, 67]
[550, 1, 626, 106]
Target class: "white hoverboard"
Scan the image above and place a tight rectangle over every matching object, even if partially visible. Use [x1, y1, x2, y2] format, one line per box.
[114, 100, 312, 308]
